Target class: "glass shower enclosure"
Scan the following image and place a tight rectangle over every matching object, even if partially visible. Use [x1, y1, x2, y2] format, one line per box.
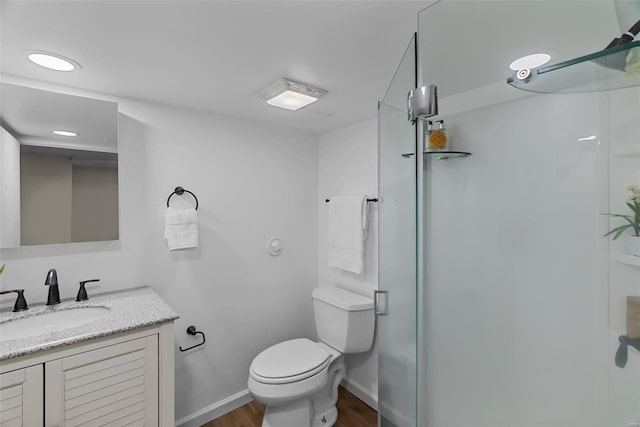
[377, 35, 418, 427]
[378, 1, 640, 426]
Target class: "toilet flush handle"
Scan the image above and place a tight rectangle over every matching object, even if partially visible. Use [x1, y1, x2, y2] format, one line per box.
[374, 290, 388, 316]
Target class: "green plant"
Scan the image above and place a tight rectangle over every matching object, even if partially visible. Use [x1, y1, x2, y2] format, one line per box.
[604, 185, 640, 240]
[0, 264, 4, 275]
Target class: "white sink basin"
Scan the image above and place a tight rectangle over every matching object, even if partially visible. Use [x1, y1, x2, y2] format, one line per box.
[0, 307, 110, 341]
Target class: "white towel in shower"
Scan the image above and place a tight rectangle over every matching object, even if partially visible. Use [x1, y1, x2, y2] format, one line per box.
[328, 195, 370, 274]
[164, 207, 199, 250]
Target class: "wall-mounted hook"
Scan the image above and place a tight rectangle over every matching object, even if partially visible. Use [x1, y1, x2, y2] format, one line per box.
[179, 325, 206, 352]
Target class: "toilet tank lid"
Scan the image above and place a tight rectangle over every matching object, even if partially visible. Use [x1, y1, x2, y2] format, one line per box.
[312, 287, 374, 311]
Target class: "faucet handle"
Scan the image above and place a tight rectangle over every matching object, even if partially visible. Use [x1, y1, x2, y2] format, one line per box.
[77, 279, 100, 301]
[0, 289, 28, 312]
[44, 269, 58, 286]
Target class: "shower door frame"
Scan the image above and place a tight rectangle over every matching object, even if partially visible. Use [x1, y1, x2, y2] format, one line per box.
[377, 33, 420, 427]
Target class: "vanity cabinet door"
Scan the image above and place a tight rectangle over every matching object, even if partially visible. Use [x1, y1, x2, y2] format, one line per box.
[44, 336, 158, 427]
[0, 365, 44, 427]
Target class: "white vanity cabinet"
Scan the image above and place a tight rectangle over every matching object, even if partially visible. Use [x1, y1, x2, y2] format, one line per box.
[45, 335, 159, 427]
[0, 365, 43, 426]
[0, 322, 174, 427]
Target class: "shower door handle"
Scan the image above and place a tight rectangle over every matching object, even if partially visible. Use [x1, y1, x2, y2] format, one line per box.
[374, 290, 388, 316]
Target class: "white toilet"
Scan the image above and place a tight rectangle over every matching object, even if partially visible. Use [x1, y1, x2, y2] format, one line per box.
[247, 286, 375, 427]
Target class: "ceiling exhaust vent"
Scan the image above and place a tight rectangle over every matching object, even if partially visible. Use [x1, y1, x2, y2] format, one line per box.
[259, 78, 327, 111]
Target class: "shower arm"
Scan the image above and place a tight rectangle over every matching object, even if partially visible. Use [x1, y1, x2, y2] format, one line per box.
[614, 335, 640, 368]
[606, 19, 640, 49]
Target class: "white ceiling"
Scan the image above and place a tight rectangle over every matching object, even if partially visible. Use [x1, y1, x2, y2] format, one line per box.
[418, 0, 621, 99]
[0, 1, 428, 134]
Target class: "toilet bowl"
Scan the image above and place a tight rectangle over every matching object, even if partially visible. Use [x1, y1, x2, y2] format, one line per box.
[247, 286, 374, 427]
[249, 339, 345, 426]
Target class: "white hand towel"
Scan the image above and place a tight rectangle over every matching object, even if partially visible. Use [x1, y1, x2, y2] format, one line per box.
[164, 207, 199, 250]
[328, 195, 370, 274]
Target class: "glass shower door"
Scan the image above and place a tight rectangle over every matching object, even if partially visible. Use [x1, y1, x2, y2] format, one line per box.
[377, 35, 417, 427]
[417, 1, 638, 426]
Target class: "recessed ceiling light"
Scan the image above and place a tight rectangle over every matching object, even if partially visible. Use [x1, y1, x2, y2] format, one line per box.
[52, 130, 78, 137]
[509, 53, 551, 71]
[27, 51, 80, 72]
[259, 78, 327, 111]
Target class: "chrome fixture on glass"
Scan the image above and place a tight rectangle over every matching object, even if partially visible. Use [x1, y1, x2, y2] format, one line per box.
[407, 84, 438, 123]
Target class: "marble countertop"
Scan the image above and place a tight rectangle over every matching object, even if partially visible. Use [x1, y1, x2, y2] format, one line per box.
[0, 286, 179, 361]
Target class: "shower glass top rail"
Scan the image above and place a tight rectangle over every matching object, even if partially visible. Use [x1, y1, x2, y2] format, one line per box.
[507, 41, 640, 94]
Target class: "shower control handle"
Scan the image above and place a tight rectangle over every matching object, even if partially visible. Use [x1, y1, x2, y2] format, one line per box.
[615, 335, 640, 368]
[374, 290, 388, 316]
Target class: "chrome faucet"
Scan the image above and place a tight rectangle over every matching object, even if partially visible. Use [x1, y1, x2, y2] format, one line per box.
[45, 268, 60, 305]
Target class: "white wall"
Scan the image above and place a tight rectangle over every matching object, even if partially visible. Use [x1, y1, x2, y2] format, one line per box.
[0, 126, 20, 248]
[606, 86, 640, 424]
[317, 117, 379, 408]
[0, 78, 319, 424]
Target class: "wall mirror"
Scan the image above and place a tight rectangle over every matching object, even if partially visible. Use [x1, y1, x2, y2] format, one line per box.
[0, 83, 119, 248]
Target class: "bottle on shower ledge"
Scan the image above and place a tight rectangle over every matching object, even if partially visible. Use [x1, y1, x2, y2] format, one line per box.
[427, 119, 448, 151]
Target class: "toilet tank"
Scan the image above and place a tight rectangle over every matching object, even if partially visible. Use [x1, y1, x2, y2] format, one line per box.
[312, 286, 375, 353]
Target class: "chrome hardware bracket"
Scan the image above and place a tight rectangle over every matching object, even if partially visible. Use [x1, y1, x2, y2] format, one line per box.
[407, 84, 438, 123]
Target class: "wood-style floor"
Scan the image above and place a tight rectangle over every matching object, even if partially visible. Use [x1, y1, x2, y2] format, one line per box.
[202, 386, 377, 427]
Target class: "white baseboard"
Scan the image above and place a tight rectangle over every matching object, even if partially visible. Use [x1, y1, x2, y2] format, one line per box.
[175, 389, 253, 427]
[175, 379, 378, 426]
[341, 377, 378, 411]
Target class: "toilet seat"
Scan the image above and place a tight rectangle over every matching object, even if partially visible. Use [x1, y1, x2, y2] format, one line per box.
[250, 338, 331, 385]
